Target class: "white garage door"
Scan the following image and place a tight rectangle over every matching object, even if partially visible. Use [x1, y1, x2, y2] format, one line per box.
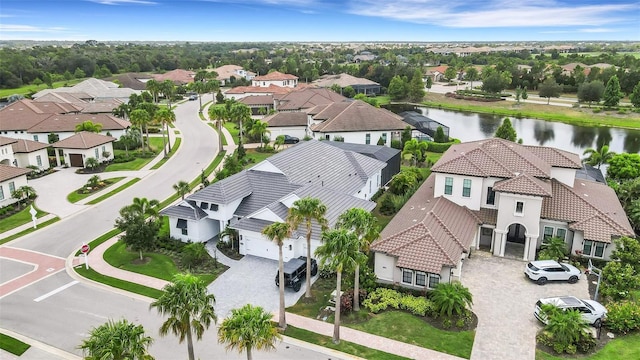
[243, 237, 278, 260]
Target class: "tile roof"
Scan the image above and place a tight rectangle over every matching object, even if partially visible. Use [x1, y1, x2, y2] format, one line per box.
[51, 131, 116, 149]
[188, 169, 253, 205]
[312, 73, 380, 88]
[263, 112, 308, 127]
[0, 136, 18, 147]
[159, 201, 208, 220]
[153, 69, 195, 84]
[225, 85, 293, 95]
[522, 145, 582, 169]
[238, 95, 274, 106]
[0, 100, 53, 131]
[493, 172, 552, 197]
[0, 164, 31, 182]
[11, 138, 49, 153]
[212, 65, 243, 80]
[33, 78, 137, 100]
[253, 71, 298, 81]
[27, 114, 130, 133]
[325, 141, 400, 163]
[276, 87, 347, 111]
[234, 172, 301, 217]
[310, 100, 408, 132]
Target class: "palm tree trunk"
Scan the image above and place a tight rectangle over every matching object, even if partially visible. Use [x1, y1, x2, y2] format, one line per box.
[162, 122, 168, 158]
[139, 250, 143, 261]
[247, 347, 252, 360]
[333, 270, 342, 344]
[218, 120, 224, 151]
[305, 226, 312, 299]
[145, 128, 151, 154]
[353, 264, 360, 312]
[186, 328, 195, 360]
[278, 244, 287, 329]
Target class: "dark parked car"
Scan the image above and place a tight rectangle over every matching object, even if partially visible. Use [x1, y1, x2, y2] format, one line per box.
[282, 135, 299, 144]
[275, 256, 318, 292]
[188, 94, 198, 101]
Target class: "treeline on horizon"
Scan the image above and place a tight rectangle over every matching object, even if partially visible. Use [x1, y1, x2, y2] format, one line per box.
[1, 40, 639, 96]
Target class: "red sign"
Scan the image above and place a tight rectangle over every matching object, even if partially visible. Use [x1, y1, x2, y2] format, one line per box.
[81, 244, 90, 254]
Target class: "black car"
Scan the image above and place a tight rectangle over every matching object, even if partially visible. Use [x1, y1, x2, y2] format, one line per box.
[188, 94, 198, 101]
[282, 135, 299, 144]
[275, 256, 318, 292]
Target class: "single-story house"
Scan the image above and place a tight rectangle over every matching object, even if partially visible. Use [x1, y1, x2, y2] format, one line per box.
[32, 78, 138, 103]
[312, 73, 381, 95]
[211, 65, 255, 86]
[153, 69, 195, 85]
[0, 164, 30, 208]
[238, 95, 274, 115]
[263, 112, 308, 140]
[371, 138, 634, 291]
[325, 141, 401, 186]
[11, 138, 50, 170]
[224, 85, 293, 100]
[160, 140, 386, 261]
[274, 87, 346, 112]
[50, 132, 116, 167]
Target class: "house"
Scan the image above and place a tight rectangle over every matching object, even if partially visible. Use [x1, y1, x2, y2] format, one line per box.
[312, 74, 381, 95]
[224, 84, 293, 100]
[238, 95, 275, 115]
[10, 138, 50, 170]
[263, 112, 308, 140]
[0, 137, 18, 167]
[325, 141, 401, 186]
[310, 100, 408, 146]
[32, 78, 138, 103]
[371, 138, 633, 290]
[353, 51, 377, 63]
[0, 164, 31, 208]
[33, 92, 123, 114]
[160, 140, 386, 261]
[212, 65, 255, 86]
[50, 132, 116, 167]
[275, 87, 347, 112]
[425, 65, 449, 82]
[153, 69, 195, 85]
[252, 71, 298, 88]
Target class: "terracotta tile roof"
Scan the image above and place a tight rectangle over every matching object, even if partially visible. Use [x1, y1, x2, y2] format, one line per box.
[523, 145, 582, 169]
[0, 136, 18, 147]
[0, 100, 52, 131]
[51, 131, 115, 149]
[310, 100, 408, 132]
[11, 138, 49, 153]
[27, 114, 130, 133]
[276, 87, 347, 111]
[472, 207, 498, 225]
[225, 85, 292, 95]
[212, 65, 243, 80]
[493, 172, 552, 197]
[312, 73, 380, 88]
[29, 99, 83, 113]
[153, 69, 195, 84]
[238, 95, 273, 106]
[253, 71, 298, 81]
[264, 112, 307, 127]
[0, 164, 31, 182]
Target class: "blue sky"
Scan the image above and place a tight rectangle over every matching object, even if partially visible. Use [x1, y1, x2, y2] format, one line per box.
[1, 0, 638, 42]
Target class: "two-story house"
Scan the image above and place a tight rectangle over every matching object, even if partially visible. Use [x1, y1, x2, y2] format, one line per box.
[252, 71, 298, 88]
[371, 138, 634, 291]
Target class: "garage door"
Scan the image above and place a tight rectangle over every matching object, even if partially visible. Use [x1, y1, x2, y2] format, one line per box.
[244, 237, 277, 260]
[69, 154, 84, 167]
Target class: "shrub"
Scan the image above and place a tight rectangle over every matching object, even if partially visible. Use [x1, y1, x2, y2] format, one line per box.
[442, 318, 452, 329]
[399, 295, 433, 316]
[340, 293, 353, 314]
[425, 138, 460, 153]
[181, 242, 208, 269]
[363, 288, 403, 313]
[605, 300, 640, 334]
[601, 262, 640, 301]
[390, 140, 402, 149]
[455, 318, 466, 329]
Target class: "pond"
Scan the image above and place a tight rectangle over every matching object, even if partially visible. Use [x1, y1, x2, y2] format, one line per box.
[416, 107, 640, 155]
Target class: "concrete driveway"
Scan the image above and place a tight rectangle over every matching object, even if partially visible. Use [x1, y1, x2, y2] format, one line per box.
[462, 251, 590, 360]
[206, 249, 315, 319]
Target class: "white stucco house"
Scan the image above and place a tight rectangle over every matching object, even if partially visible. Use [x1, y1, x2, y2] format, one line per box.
[252, 71, 298, 88]
[0, 164, 30, 208]
[160, 140, 387, 261]
[50, 132, 116, 167]
[11, 138, 50, 170]
[371, 138, 634, 291]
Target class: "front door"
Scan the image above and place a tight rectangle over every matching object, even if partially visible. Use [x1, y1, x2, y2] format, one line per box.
[507, 224, 526, 244]
[69, 153, 84, 167]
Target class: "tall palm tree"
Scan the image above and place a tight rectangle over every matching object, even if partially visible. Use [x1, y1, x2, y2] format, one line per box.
[401, 139, 428, 166]
[208, 105, 227, 151]
[287, 197, 328, 298]
[75, 121, 103, 133]
[145, 79, 161, 104]
[154, 107, 176, 157]
[129, 109, 151, 155]
[583, 144, 615, 169]
[78, 319, 154, 360]
[261, 222, 292, 329]
[230, 102, 251, 149]
[160, 79, 175, 107]
[431, 282, 473, 317]
[218, 304, 281, 360]
[128, 197, 160, 220]
[150, 273, 217, 360]
[315, 228, 365, 344]
[249, 120, 270, 148]
[335, 208, 380, 312]
[173, 180, 190, 200]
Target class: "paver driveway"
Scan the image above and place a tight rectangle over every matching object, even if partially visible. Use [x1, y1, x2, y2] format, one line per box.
[462, 251, 590, 360]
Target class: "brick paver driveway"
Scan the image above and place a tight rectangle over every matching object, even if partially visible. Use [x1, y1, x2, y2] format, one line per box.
[462, 251, 590, 360]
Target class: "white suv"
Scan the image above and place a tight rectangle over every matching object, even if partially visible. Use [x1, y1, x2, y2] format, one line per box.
[534, 296, 607, 327]
[524, 260, 581, 285]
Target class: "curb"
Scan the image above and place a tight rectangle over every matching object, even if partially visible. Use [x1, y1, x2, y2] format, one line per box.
[0, 328, 81, 360]
[281, 335, 366, 360]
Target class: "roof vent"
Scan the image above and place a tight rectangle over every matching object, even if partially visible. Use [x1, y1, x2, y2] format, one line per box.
[584, 194, 589, 197]
[413, 219, 417, 222]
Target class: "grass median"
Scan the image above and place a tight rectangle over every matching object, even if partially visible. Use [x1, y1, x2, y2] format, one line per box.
[0, 333, 30, 356]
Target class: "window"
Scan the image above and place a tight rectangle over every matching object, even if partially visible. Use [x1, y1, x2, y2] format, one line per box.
[36, 155, 42, 167]
[594, 242, 605, 258]
[9, 181, 15, 194]
[515, 201, 524, 215]
[200, 202, 209, 209]
[462, 179, 471, 197]
[402, 269, 413, 284]
[543, 226, 554, 240]
[102, 146, 106, 153]
[0, 186, 4, 200]
[325, 134, 330, 140]
[181, 228, 188, 235]
[486, 187, 495, 205]
[583, 240, 593, 256]
[95, 148, 99, 158]
[444, 177, 453, 195]
[415, 272, 426, 287]
[33, 135, 39, 142]
[428, 274, 440, 289]
[381, 133, 387, 143]
[556, 228, 566, 241]
[210, 204, 219, 211]
[365, 133, 371, 145]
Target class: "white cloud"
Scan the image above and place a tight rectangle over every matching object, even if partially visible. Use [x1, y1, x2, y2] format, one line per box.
[0, 24, 69, 33]
[88, 0, 157, 5]
[348, 1, 638, 28]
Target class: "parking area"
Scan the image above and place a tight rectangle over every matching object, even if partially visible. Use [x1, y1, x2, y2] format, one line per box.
[462, 251, 590, 360]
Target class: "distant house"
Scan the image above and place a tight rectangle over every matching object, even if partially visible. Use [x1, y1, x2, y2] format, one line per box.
[212, 65, 255, 86]
[50, 131, 116, 167]
[32, 78, 138, 103]
[353, 51, 377, 63]
[160, 140, 385, 261]
[275, 87, 347, 112]
[312, 73, 381, 95]
[425, 65, 449, 82]
[252, 71, 298, 88]
[0, 164, 30, 208]
[238, 95, 274, 115]
[371, 138, 633, 290]
[33, 92, 123, 114]
[153, 69, 196, 85]
[263, 112, 308, 140]
[224, 85, 293, 100]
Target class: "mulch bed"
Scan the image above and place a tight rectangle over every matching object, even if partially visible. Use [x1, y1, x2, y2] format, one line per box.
[421, 311, 479, 332]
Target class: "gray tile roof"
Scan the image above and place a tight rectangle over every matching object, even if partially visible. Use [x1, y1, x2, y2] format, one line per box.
[275, 87, 347, 111]
[263, 112, 308, 127]
[325, 141, 400, 163]
[234, 171, 301, 217]
[159, 201, 208, 220]
[231, 218, 274, 233]
[187, 170, 253, 205]
[312, 73, 380, 88]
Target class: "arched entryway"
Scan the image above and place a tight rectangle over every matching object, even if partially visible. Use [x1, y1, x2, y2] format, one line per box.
[505, 223, 526, 258]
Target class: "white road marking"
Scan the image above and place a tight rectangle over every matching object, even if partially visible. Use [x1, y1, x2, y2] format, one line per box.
[33, 280, 78, 302]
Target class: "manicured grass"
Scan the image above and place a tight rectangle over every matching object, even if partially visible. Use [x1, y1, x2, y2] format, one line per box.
[420, 93, 640, 129]
[87, 178, 140, 205]
[287, 276, 337, 318]
[67, 177, 125, 203]
[76, 228, 122, 256]
[0, 204, 47, 233]
[74, 265, 164, 299]
[151, 137, 182, 170]
[536, 333, 640, 360]
[224, 122, 240, 144]
[0, 78, 84, 98]
[283, 325, 410, 360]
[244, 149, 274, 168]
[208, 123, 228, 146]
[0, 217, 59, 245]
[0, 333, 30, 356]
[105, 137, 165, 171]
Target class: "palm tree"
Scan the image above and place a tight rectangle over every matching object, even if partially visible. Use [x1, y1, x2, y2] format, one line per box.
[154, 107, 176, 157]
[146, 79, 161, 104]
[208, 105, 227, 151]
[150, 273, 217, 360]
[78, 319, 154, 360]
[545, 308, 589, 350]
[335, 208, 380, 312]
[261, 222, 292, 329]
[287, 197, 328, 298]
[249, 120, 270, 148]
[84, 157, 99, 170]
[431, 282, 473, 317]
[401, 139, 428, 165]
[112, 102, 131, 120]
[119, 128, 140, 157]
[230, 102, 251, 149]
[11, 185, 36, 208]
[129, 109, 151, 155]
[315, 228, 365, 344]
[173, 180, 190, 200]
[583, 144, 615, 169]
[75, 121, 103, 133]
[538, 236, 569, 263]
[217, 304, 281, 360]
[128, 197, 160, 221]
[160, 79, 175, 107]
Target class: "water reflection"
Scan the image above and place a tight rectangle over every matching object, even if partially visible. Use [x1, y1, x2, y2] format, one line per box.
[478, 114, 502, 137]
[596, 127, 612, 148]
[624, 130, 640, 154]
[533, 122, 555, 145]
[571, 126, 596, 148]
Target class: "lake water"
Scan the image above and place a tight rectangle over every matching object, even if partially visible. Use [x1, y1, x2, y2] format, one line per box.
[418, 108, 640, 155]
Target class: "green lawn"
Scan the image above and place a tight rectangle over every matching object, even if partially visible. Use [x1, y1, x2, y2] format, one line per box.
[74, 265, 164, 299]
[66, 177, 125, 203]
[224, 122, 240, 144]
[0, 333, 30, 356]
[283, 325, 410, 360]
[0, 204, 47, 233]
[243, 149, 274, 169]
[106, 137, 165, 171]
[536, 333, 640, 360]
[0, 217, 60, 245]
[87, 178, 140, 205]
[287, 276, 337, 318]
[0, 78, 84, 98]
[151, 137, 182, 170]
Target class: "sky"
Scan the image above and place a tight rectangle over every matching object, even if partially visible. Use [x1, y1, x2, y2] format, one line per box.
[0, 0, 639, 42]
